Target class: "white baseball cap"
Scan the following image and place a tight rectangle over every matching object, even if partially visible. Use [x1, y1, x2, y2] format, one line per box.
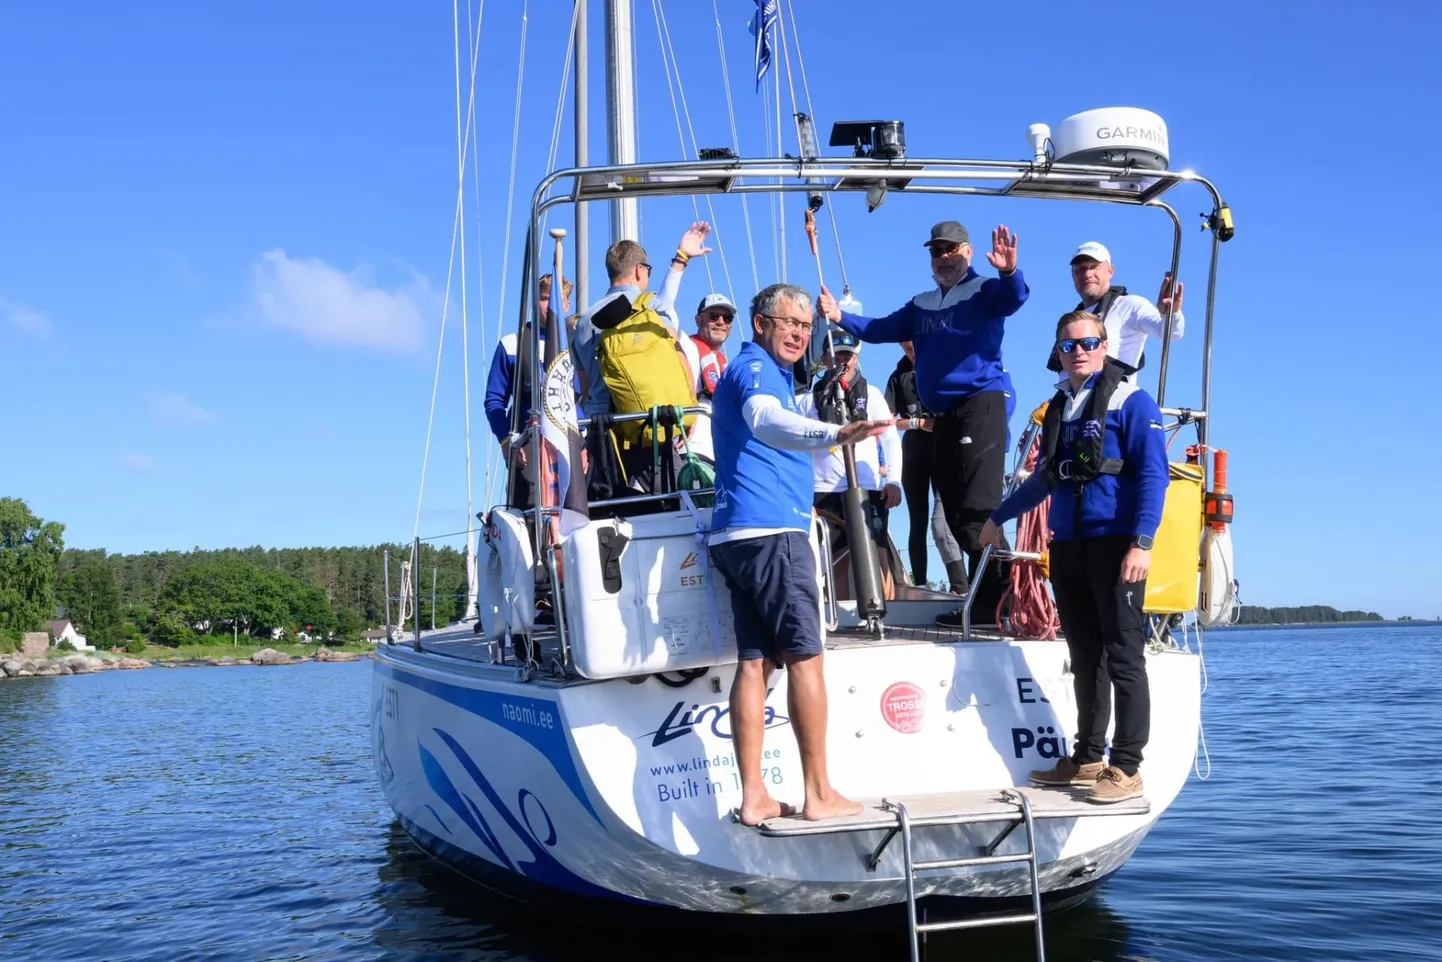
[696, 293, 737, 315]
[1070, 241, 1112, 265]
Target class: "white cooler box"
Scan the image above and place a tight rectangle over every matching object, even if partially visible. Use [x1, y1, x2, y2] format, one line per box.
[560, 509, 828, 680]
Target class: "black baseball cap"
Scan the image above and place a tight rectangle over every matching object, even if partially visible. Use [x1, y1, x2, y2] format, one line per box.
[924, 221, 970, 248]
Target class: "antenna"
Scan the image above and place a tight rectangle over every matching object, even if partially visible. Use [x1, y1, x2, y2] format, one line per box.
[1026, 123, 1051, 164]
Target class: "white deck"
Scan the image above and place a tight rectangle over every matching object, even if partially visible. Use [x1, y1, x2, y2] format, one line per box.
[756, 787, 1150, 837]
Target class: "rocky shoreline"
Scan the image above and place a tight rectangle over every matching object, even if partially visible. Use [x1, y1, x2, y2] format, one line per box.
[0, 647, 366, 680]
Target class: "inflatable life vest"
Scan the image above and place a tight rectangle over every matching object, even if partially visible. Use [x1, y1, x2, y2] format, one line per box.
[690, 336, 727, 398]
[1046, 286, 1141, 373]
[476, 508, 535, 642]
[598, 291, 697, 447]
[1038, 357, 1130, 486]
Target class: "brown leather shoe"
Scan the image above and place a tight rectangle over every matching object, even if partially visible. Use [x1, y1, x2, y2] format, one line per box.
[1028, 757, 1105, 787]
[1087, 766, 1144, 804]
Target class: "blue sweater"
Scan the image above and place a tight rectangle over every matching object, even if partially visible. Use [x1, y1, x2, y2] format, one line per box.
[483, 331, 545, 442]
[710, 341, 817, 534]
[992, 374, 1169, 542]
[837, 268, 1028, 412]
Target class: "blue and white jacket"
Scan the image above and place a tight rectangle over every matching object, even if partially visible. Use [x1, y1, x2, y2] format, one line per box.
[992, 374, 1169, 542]
[483, 331, 545, 443]
[838, 267, 1028, 413]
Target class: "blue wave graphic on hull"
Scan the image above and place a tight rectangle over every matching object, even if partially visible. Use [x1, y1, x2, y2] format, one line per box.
[419, 727, 623, 901]
[375, 660, 601, 824]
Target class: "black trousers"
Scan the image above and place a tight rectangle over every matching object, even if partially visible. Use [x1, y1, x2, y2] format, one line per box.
[931, 391, 1008, 621]
[1049, 535, 1151, 775]
[900, 430, 935, 585]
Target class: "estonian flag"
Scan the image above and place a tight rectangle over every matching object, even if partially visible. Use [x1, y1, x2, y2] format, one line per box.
[539, 249, 589, 538]
[751, 0, 778, 91]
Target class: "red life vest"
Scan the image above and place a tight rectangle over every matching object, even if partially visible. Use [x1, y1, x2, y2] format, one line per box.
[690, 335, 728, 397]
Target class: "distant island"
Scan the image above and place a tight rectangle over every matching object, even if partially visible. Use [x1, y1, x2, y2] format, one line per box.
[1233, 605, 1384, 625]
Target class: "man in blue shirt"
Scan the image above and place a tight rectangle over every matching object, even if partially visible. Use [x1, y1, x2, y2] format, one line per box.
[710, 282, 891, 826]
[482, 273, 572, 505]
[819, 221, 1027, 628]
[981, 310, 1169, 805]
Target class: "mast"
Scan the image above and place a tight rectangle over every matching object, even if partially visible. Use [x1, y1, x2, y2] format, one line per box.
[574, 0, 590, 307]
[604, 0, 639, 242]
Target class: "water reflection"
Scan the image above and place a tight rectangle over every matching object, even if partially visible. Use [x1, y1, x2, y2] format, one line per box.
[372, 819, 1150, 962]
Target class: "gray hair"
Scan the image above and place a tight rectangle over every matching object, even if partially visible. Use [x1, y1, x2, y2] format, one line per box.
[749, 283, 812, 324]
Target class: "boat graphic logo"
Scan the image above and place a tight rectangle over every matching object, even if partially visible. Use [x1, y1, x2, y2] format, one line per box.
[640, 700, 790, 747]
[679, 551, 699, 570]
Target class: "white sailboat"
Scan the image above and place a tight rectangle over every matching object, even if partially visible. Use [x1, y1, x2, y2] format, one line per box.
[371, 3, 1238, 957]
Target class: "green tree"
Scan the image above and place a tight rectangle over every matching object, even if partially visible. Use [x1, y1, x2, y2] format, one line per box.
[334, 608, 364, 642]
[0, 498, 65, 633]
[57, 553, 122, 644]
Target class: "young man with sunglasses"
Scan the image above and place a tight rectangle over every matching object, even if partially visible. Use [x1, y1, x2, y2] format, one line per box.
[817, 221, 1026, 627]
[709, 283, 892, 826]
[980, 311, 1169, 804]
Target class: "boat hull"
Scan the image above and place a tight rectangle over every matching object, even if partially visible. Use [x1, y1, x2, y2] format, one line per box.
[371, 637, 1199, 916]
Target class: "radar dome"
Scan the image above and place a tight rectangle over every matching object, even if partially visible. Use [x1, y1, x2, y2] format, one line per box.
[1051, 108, 1169, 171]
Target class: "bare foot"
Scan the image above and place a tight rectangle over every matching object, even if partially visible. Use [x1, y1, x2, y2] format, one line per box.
[736, 796, 798, 827]
[803, 790, 864, 822]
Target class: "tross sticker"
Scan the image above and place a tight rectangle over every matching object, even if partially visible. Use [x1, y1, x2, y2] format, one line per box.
[880, 682, 926, 734]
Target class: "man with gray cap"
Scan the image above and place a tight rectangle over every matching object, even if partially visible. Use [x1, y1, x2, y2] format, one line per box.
[1063, 241, 1184, 375]
[818, 221, 1026, 628]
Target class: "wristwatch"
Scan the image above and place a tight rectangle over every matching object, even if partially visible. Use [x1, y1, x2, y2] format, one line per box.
[1132, 535, 1154, 550]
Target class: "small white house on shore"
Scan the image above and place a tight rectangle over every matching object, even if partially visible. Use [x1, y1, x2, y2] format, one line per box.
[45, 619, 94, 652]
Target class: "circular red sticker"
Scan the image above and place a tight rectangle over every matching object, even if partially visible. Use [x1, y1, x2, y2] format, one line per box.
[880, 682, 926, 734]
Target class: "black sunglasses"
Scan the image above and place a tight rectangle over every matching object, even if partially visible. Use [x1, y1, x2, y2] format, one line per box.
[1057, 336, 1105, 354]
[703, 311, 734, 322]
[927, 242, 962, 257]
[638, 262, 653, 274]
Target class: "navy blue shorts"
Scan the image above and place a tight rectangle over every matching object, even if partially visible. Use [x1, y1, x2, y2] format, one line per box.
[710, 531, 823, 664]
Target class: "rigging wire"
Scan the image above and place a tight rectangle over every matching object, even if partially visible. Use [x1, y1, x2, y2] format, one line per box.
[710, 0, 760, 295]
[645, 0, 714, 291]
[482, 0, 531, 508]
[415, 0, 492, 543]
[782, 0, 850, 291]
[654, 0, 739, 306]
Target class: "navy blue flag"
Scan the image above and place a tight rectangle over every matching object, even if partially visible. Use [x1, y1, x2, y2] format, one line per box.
[540, 254, 588, 538]
[751, 0, 778, 91]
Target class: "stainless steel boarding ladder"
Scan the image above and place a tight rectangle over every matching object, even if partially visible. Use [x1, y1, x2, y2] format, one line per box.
[885, 789, 1045, 962]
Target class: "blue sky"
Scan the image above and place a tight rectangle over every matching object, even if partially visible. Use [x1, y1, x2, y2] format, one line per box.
[2, 0, 1438, 616]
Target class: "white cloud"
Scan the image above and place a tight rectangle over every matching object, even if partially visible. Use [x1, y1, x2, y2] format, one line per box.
[150, 392, 217, 429]
[0, 298, 53, 336]
[249, 249, 433, 353]
[120, 451, 157, 472]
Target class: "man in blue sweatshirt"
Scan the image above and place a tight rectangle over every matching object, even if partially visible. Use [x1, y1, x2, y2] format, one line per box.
[483, 273, 573, 480]
[710, 282, 891, 826]
[980, 310, 1169, 804]
[818, 221, 1026, 627]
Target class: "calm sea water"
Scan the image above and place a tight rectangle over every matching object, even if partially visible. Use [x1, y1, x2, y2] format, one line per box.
[2, 627, 1439, 961]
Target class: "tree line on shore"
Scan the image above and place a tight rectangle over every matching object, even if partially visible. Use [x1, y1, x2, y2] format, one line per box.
[1234, 605, 1383, 625]
[1, 498, 467, 651]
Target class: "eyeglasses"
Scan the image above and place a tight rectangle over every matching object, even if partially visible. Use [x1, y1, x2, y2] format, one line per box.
[927, 242, 962, 257]
[1057, 336, 1105, 354]
[703, 311, 734, 322]
[760, 313, 814, 334]
[638, 262, 653, 274]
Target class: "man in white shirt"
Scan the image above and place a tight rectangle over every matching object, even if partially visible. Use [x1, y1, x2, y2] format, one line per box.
[797, 330, 903, 554]
[1063, 241, 1185, 376]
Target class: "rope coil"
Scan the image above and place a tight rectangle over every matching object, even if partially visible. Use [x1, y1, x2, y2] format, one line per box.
[1000, 427, 1060, 640]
